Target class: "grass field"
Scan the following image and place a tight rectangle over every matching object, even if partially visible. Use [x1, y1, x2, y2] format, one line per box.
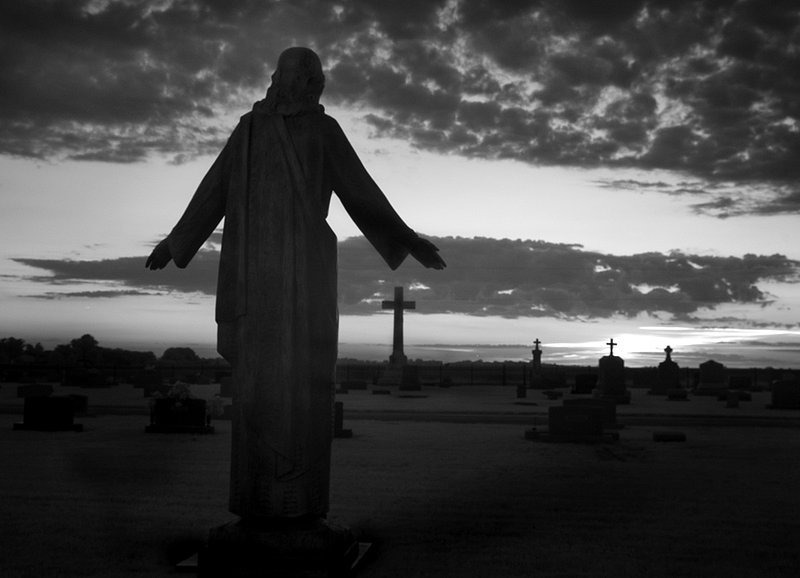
[0, 383, 798, 577]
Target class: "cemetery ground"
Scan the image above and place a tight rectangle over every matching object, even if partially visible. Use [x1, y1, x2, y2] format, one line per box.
[0, 382, 799, 577]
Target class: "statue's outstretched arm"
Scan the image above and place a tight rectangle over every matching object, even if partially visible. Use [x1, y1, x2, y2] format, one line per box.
[408, 236, 446, 270]
[145, 239, 172, 270]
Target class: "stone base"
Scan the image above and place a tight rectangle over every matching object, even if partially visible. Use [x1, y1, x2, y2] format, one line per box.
[198, 517, 360, 578]
[13, 421, 83, 432]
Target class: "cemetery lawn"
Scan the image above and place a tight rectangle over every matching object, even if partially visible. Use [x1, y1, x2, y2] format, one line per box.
[0, 385, 798, 577]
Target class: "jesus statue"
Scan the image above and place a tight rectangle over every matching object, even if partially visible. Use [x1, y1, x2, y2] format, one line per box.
[146, 47, 445, 527]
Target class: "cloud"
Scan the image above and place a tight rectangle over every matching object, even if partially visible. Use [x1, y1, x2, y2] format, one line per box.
[26, 290, 155, 300]
[1, 1, 799, 213]
[13, 236, 800, 322]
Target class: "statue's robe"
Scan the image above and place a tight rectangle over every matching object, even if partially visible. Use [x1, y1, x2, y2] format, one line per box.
[166, 107, 416, 518]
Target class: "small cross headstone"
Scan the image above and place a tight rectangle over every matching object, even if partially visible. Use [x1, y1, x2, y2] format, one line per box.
[531, 338, 543, 374]
[652, 345, 683, 397]
[596, 338, 630, 404]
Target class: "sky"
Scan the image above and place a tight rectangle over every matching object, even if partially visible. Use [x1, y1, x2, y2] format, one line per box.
[2, 0, 800, 368]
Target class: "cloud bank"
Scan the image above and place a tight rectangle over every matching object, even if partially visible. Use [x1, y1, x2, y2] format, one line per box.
[1, 1, 799, 213]
[13, 236, 800, 323]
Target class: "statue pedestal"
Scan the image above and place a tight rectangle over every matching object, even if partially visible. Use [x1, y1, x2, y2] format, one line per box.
[198, 516, 360, 578]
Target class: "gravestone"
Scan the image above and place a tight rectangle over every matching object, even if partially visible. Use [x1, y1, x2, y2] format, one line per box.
[594, 339, 631, 404]
[563, 398, 618, 429]
[769, 378, 800, 409]
[339, 379, 368, 391]
[694, 359, 728, 396]
[13, 396, 83, 432]
[145, 398, 214, 434]
[334, 401, 352, 438]
[529, 338, 543, 388]
[528, 404, 618, 442]
[378, 364, 421, 390]
[650, 345, 682, 396]
[572, 373, 597, 394]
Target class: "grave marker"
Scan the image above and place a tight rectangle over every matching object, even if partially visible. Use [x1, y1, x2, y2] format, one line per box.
[13, 396, 83, 432]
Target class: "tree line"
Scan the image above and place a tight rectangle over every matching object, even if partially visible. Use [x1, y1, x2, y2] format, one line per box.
[0, 334, 210, 367]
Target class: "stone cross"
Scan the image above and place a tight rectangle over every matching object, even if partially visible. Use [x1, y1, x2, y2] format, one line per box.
[382, 286, 415, 365]
[531, 338, 542, 372]
[664, 345, 673, 361]
[606, 338, 617, 356]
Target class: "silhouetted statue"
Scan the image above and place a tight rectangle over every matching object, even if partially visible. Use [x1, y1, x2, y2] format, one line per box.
[146, 47, 445, 528]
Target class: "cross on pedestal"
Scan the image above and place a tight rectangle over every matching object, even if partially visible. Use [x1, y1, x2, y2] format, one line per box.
[664, 345, 673, 361]
[606, 338, 617, 356]
[531, 338, 542, 372]
[382, 286, 415, 365]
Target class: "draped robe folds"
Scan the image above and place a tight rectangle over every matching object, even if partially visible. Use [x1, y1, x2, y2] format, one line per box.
[167, 108, 417, 518]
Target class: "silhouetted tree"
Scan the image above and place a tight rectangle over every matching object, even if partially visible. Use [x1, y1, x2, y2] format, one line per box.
[161, 347, 200, 363]
[70, 334, 101, 366]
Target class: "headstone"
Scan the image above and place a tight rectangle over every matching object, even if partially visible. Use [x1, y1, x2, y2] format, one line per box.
[378, 364, 421, 390]
[546, 405, 605, 440]
[333, 401, 352, 438]
[694, 359, 728, 396]
[563, 398, 618, 428]
[769, 378, 800, 409]
[650, 345, 682, 396]
[530, 337, 543, 377]
[595, 339, 631, 404]
[339, 379, 368, 391]
[145, 398, 214, 434]
[572, 373, 597, 394]
[13, 396, 83, 431]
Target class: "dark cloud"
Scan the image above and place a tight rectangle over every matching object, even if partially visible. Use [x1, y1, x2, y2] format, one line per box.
[2, 0, 799, 213]
[14, 236, 799, 321]
[26, 290, 155, 300]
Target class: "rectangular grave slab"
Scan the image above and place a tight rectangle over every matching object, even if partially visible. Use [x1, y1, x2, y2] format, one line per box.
[548, 405, 605, 438]
[563, 398, 618, 428]
[146, 398, 214, 434]
[14, 396, 82, 431]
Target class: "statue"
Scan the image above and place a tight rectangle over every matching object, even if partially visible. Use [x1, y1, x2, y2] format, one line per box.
[146, 47, 445, 572]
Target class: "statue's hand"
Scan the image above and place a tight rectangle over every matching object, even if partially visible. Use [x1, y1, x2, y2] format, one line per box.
[145, 239, 172, 270]
[410, 237, 446, 270]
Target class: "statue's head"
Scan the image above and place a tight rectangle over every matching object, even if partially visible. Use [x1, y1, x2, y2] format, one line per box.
[263, 47, 325, 115]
